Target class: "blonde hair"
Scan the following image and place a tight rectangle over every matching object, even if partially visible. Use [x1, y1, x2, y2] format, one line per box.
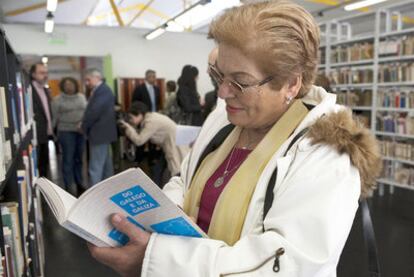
[208, 0, 320, 97]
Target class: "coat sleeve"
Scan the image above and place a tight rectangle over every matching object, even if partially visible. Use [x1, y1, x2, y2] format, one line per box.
[51, 97, 59, 128]
[161, 153, 191, 207]
[124, 120, 155, 146]
[82, 89, 110, 133]
[141, 143, 361, 277]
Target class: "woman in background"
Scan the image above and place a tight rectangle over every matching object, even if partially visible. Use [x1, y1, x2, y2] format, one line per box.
[52, 77, 87, 196]
[176, 65, 203, 126]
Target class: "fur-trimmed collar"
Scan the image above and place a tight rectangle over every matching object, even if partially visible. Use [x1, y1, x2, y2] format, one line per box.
[308, 109, 382, 197]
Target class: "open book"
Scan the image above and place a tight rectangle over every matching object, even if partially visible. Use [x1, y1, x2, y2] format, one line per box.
[35, 168, 206, 247]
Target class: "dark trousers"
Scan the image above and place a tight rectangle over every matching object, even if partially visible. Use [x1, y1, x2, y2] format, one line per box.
[37, 142, 49, 177]
[58, 131, 84, 190]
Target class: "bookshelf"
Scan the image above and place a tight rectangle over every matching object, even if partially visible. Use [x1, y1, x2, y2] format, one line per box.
[320, 0, 414, 193]
[0, 28, 45, 276]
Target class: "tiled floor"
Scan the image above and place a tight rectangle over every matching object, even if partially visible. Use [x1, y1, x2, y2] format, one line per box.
[43, 143, 414, 277]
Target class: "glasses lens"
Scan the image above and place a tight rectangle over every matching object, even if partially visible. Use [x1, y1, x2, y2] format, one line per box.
[210, 66, 222, 85]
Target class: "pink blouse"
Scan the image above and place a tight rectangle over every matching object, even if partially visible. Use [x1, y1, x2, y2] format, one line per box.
[197, 148, 252, 233]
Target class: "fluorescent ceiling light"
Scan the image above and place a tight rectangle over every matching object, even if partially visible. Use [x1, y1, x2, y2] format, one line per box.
[145, 28, 166, 40]
[166, 21, 185, 32]
[44, 13, 54, 33]
[344, 0, 388, 11]
[47, 0, 58, 12]
[41, 56, 48, 64]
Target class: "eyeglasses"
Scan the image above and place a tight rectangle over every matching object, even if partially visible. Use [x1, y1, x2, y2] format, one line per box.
[208, 64, 273, 95]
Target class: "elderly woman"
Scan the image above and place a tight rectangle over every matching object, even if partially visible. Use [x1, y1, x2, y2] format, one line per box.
[89, 1, 381, 276]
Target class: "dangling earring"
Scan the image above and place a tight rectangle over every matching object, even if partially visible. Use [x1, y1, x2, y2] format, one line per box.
[285, 96, 293, 105]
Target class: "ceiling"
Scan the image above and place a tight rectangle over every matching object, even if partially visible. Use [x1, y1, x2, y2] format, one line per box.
[0, 0, 413, 34]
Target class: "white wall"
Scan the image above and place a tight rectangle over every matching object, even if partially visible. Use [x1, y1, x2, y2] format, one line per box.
[2, 23, 216, 95]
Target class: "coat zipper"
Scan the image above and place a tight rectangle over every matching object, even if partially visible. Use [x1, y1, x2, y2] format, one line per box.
[220, 247, 285, 276]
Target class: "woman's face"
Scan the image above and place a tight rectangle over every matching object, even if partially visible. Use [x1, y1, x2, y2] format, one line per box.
[63, 80, 76, 95]
[216, 43, 300, 130]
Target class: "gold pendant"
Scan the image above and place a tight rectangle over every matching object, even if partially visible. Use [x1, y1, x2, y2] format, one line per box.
[213, 176, 225, 188]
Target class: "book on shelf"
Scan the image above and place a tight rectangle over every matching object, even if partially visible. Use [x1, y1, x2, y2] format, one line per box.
[1, 203, 24, 277]
[35, 168, 207, 247]
[376, 112, 414, 135]
[4, 239, 15, 277]
[377, 89, 414, 108]
[379, 35, 414, 57]
[331, 42, 374, 63]
[378, 62, 414, 83]
[379, 139, 414, 161]
[330, 68, 373, 85]
[334, 89, 372, 107]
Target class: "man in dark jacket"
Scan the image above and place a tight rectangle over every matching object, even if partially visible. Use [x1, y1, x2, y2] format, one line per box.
[82, 68, 117, 186]
[131, 69, 161, 112]
[30, 63, 53, 177]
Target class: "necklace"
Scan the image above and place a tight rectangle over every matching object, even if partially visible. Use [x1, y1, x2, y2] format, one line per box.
[213, 130, 260, 188]
[213, 147, 252, 188]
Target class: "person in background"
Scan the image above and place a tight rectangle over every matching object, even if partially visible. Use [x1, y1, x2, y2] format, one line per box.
[163, 80, 177, 112]
[30, 63, 53, 177]
[203, 47, 219, 120]
[131, 69, 164, 185]
[132, 69, 161, 112]
[163, 80, 182, 123]
[119, 101, 188, 185]
[176, 65, 203, 126]
[52, 77, 87, 196]
[89, 1, 381, 276]
[81, 68, 117, 186]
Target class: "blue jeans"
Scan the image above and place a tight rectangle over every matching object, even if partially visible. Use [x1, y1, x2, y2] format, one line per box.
[58, 131, 84, 190]
[88, 143, 113, 186]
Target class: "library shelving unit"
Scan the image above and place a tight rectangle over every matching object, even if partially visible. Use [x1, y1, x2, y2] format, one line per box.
[320, 0, 414, 194]
[0, 27, 45, 276]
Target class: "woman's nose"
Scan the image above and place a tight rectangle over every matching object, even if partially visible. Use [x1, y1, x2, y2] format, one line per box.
[217, 81, 235, 100]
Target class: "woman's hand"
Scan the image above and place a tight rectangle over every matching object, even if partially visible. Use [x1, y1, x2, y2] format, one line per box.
[88, 214, 151, 277]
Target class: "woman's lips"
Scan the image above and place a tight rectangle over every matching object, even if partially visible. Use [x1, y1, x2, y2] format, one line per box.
[226, 104, 244, 114]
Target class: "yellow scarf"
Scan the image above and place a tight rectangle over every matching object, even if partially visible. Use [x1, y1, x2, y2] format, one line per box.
[184, 100, 309, 245]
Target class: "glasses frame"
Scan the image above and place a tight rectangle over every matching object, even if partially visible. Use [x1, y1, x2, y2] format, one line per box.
[208, 64, 273, 94]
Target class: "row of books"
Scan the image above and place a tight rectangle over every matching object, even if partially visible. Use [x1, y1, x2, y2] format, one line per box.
[378, 62, 414, 83]
[376, 112, 414, 135]
[330, 68, 373, 85]
[379, 35, 414, 57]
[379, 139, 413, 161]
[377, 89, 414, 108]
[382, 160, 414, 187]
[0, 146, 44, 277]
[0, 73, 34, 182]
[0, 31, 44, 276]
[331, 42, 374, 63]
[335, 89, 372, 106]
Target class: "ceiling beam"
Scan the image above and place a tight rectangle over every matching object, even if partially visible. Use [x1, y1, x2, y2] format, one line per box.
[108, 0, 125, 26]
[5, 0, 68, 17]
[82, 0, 100, 25]
[127, 0, 155, 27]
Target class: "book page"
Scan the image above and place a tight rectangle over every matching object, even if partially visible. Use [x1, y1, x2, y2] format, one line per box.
[36, 178, 77, 223]
[68, 168, 206, 247]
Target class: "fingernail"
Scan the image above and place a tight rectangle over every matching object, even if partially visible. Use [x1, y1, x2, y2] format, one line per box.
[113, 214, 122, 223]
